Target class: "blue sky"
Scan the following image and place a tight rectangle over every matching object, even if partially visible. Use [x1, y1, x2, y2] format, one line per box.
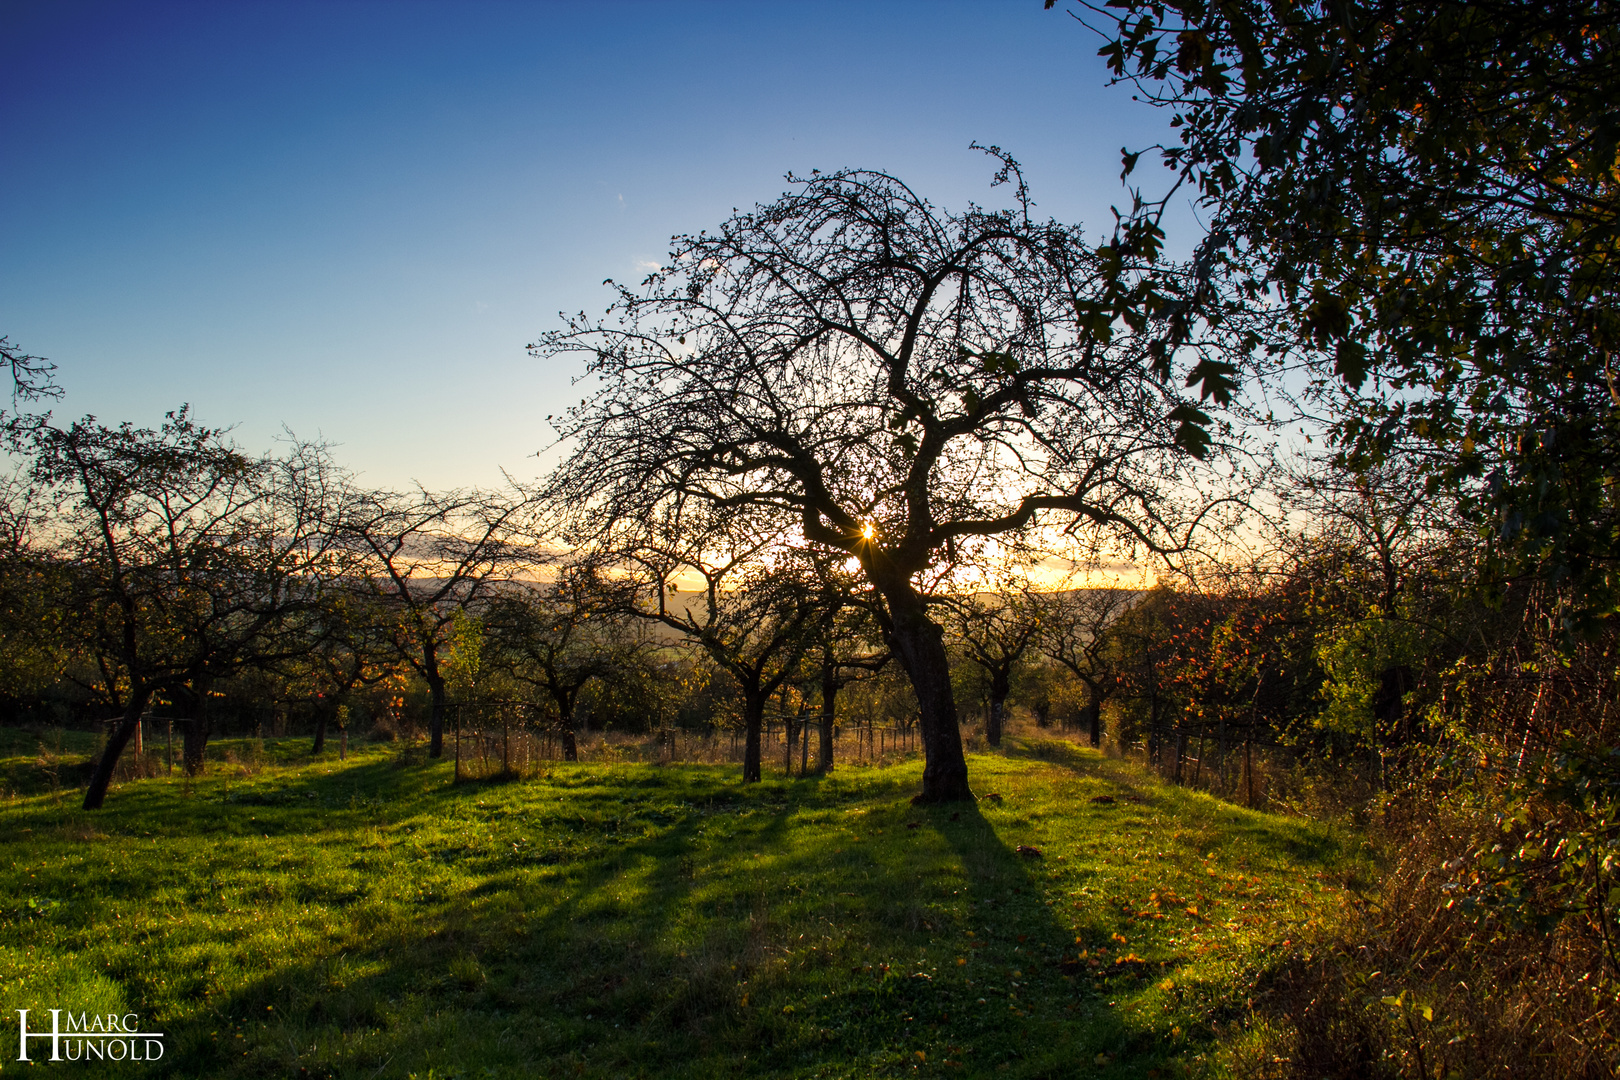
[2, 0, 1180, 490]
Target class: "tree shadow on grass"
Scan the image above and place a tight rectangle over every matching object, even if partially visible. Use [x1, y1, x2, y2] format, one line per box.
[139, 767, 930, 1078]
[22, 758, 1263, 1079]
[999, 735, 1346, 867]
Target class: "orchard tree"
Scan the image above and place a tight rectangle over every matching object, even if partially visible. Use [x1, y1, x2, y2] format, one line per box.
[9, 410, 340, 807]
[940, 583, 1043, 747]
[289, 590, 397, 756]
[485, 561, 648, 762]
[336, 485, 535, 758]
[614, 505, 821, 783]
[802, 552, 889, 774]
[534, 158, 1246, 801]
[1032, 581, 1138, 747]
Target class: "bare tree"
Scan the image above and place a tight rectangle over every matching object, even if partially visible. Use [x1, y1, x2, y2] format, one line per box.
[1032, 582, 1138, 747]
[288, 589, 398, 756]
[8, 409, 340, 808]
[803, 554, 889, 774]
[616, 506, 820, 783]
[335, 485, 535, 758]
[941, 584, 1043, 747]
[485, 560, 648, 761]
[535, 156, 1242, 800]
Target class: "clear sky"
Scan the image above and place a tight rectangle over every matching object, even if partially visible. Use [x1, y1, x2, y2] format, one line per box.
[2, 0, 1180, 491]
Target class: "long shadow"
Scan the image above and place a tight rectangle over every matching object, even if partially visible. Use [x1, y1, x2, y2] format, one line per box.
[10, 755, 1261, 1078]
[1001, 736, 1347, 867]
[912, 796, 1172, 1076]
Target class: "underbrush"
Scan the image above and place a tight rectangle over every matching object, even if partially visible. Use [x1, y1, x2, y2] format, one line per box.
[1221, 785, 1620, 1078]
[1, 732, 1354, 1078]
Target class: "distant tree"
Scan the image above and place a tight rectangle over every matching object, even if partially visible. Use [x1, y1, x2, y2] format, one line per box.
[1032, 582, 1138, 747]
[485, 561, 648, 762]
[535, 158, 1245, 801]
[941, 584, 1043, 747]
[803, 555, 889, 774]
[616, 506, 820, 783]
[0, 465, 68, 714]
[336, 485, 535, 758]
[8, 409, 339, 808]
[288, 590, 397, 756]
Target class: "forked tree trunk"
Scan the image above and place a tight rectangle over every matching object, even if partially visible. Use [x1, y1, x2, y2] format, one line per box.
[83, 692, 151, 810]
[878, 581, 971, 803]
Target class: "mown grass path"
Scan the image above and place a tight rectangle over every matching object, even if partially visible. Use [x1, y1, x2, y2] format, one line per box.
[1, 735, 1356, 1078]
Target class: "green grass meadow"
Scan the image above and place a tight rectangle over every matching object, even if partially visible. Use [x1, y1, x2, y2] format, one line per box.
[1, 730, 1359, 1078]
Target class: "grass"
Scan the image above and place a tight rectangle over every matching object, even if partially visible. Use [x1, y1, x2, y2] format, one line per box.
[0, 729, 1363, 1078]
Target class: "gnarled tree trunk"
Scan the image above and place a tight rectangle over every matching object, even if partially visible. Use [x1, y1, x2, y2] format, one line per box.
[878, 580, 971, 802]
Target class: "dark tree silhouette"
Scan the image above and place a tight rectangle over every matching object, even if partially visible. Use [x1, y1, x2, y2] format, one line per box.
[485, 561, 648, 762]
[615, 507, 820, 783]
[941, 584, 1042, 748]
[1032, 582, 1138, 747]
[535, 158, 1241, 801]
[8, 409, 338, 808]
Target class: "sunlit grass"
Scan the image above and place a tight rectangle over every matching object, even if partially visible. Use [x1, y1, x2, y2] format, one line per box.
[1, 733, 1360, 1078]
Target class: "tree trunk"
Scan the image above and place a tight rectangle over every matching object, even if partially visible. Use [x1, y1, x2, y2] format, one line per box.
[879, 582, 971, 802]
[83, 693, 151, 810]
[426, 670, 447, 758]
[312, 703, 329, 755]
[818, 662, 836, 774]
[986, 672, 1010, 747]
[742, 685, 766, 783]
[183, 680, 213, 777]
[1085, 699, 1102, 747]
[558, 693, 580, 762]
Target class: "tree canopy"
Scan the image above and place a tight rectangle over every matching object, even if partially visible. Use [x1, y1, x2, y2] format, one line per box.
[1069, 0, 1620, 622]
[534, 158, 1247, 800]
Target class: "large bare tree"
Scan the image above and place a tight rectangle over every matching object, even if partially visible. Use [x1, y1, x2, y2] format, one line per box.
[534, 157, 1243, 801]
